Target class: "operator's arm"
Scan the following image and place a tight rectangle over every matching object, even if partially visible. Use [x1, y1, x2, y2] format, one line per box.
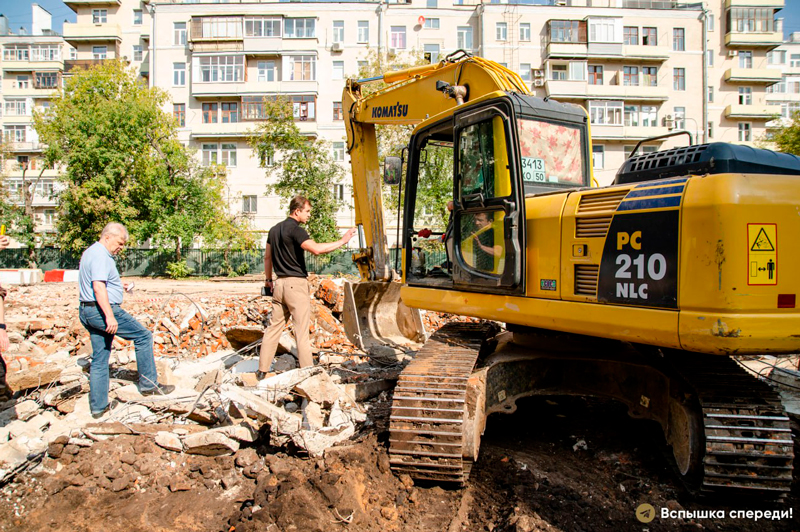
[263, 243, 273, 288]
[92, 281, 118, 335]
[301, 228, 357, 256]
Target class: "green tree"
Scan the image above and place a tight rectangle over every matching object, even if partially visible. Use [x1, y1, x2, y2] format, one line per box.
[249, 97, 344, 242]
[33, 59, 240, 259]
[763, 112, 800, 154]
[0, 142, 40, 267]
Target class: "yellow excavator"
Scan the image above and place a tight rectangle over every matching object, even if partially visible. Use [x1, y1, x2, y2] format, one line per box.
[341, 50, 799, 497]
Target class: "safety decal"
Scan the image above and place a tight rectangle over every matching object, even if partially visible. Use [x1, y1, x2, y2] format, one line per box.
[747, 223, 777, 286]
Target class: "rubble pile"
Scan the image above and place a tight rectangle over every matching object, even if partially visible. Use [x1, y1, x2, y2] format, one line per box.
[0, 276, 470, 489]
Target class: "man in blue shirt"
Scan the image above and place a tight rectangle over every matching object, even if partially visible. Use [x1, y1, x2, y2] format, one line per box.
[79, 223, 174, 418]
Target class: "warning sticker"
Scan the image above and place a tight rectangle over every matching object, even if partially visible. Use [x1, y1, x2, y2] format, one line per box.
[747, 224, 777, 285]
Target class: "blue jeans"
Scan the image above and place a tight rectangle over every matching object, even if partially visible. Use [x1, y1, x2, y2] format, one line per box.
[79, 304, 159, 414]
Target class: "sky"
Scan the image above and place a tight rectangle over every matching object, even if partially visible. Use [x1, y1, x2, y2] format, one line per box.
[2, 0, 800, 41]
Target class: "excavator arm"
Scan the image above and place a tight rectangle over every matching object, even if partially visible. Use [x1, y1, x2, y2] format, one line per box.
[342, 53, 530, 282]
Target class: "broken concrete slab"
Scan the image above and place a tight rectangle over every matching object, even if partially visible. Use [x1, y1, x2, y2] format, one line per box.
[6, 363, 63, 392]
[256, 366, 321, 393]
[208, 423, 258, 443]
[14, 399, 40, 421]
[154, 431, 183, 452]
[304, 401, 325, 431]
[220, 386, 302, 435]
[290, 424, 356, 457]
[343, 379, 396, 402]
[294, 371, 349, 407]
[184, 430, 240, 456]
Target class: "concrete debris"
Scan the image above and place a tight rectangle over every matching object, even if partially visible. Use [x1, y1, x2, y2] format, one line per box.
[183, 430, 240, 456]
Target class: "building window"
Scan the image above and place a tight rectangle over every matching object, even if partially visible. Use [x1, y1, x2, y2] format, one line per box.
[4, 99, 27, 116]
[257, 61, 275, 82]
[333, 61, 344, 80]
[706, 50, 713, 67]
[284, 18, 315, 39]
[674, 107, 685, 129]
[133, 45, 143, 61]
[457, 26, 473, 50]
[334, 184, 345, 201]
[739, 51, 753, 69]
[623, 66, 639, 86]
[707, 85, 714, 103]
[792, 54, 800, 68]
[333, 21, 344, 43]
[198, 55, 244, 82]
[358, 21, 369, 43]
[641, 106, 657, 127]
[245, 16, 281, 37]
[427, 0, 437, 7]
[288, 56, 316, 81]
[673, 28, 685, 51]
[643, 66, 657, 86]
[673, 68, 685, 90]
[3, 45, 29, 61]
[624, 145, 657, 158]
[243, 195, 257, 213]
[588, 65, 603, 85]
[173, 62, 185, 86]
[292, 95, 316, 121]
[730, 8, 776, 33]
[642, 27, 657, 46]
[424, 18, 440, 30]
[769, 50, 786, 64]
[333, 142, 345, 161]
[623, 26, 638, 45]
[221, 143, 237, 166]
[519, 63, 531, 81]
[202, 103, 218, 124]
[424, 44, 440, 63]
[31, 44, 60, 61]
[14, 75, 29, 89]
[707, 121, 713, 139]
[496, 22, 507, 42]
[197, 17, 242, 39]
[260, 153, 274, 167]
[92, 9, 107, 24]
[173, 104, 185, 127]
[202, 144, 218, 166]
[333, 101, 343, 121]
[551, 64, 567, 81]
[592, 145, 604, 170]
[738, 123, 751, 142]
[34, 72, 59, 89]
[589, 20, 616, 42]
[391, 26, 406, 49]
[520, 23, 531, 42]
[589, 100, 623, 126]
[174, 22, 187, 45]
[242, 96, 267, 120]
[739, 86, 752, 105]
[221, 102, 239, 123]
[43, 209, 55, 226]
[92, 46, 107, 60]
[707, 13, 714, 32]
[133, 9, 142, 26]
[4, 125, 26, 143]
[624, 105, 639, 127]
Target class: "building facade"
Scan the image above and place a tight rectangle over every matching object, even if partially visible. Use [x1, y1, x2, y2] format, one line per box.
[19, 0, 787, 244]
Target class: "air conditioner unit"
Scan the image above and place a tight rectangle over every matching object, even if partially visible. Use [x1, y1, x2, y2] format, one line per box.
[331, 42, 343, 52]
[728, 49, 737, 57]
[533, 78, 545, 87]
[533, 69, 544, 78]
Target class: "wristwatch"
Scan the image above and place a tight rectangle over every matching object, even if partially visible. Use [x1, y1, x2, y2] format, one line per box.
[0, 324, 6, 330]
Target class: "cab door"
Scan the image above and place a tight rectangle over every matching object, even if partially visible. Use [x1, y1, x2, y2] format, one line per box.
[452, 100, 525, 294]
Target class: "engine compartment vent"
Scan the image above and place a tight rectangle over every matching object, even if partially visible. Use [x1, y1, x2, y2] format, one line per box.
[575, 264, 599, 297]
[576, 216, 613, 238]
[577, 189, 629, 214]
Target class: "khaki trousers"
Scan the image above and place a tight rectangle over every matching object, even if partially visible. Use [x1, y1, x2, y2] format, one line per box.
[259, 277, 313, 371]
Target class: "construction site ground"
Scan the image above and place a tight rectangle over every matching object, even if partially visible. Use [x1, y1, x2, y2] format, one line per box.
[0, 278, 797, 532]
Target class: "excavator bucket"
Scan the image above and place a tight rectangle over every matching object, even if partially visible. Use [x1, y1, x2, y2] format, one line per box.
[341, 281, 427, 352]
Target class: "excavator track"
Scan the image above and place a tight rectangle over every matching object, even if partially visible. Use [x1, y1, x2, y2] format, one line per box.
[669, 352, 794, 495]
[388, 322, 497, 484]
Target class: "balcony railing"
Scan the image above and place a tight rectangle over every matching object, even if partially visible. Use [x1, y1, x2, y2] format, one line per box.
[724, 67, 782, 84]
[64, 59, 114, 72]
[62, 22, 122, 42]
[724, 104, 776, 119]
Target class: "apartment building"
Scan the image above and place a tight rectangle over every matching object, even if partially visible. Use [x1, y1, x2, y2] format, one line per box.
[51, 0, 785, 243]
[0, 6, 66, 235]
[766, 31, 800, 127]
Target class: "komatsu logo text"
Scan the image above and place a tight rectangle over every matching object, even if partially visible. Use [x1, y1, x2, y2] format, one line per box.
[372, 103, 409, 118]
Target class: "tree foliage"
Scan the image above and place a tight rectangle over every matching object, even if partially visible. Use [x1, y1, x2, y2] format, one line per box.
[0, 142, 40, 266]
[763, 112, 800, 155]
[33, 59, 242, 258]
[249, 97, 344, 242]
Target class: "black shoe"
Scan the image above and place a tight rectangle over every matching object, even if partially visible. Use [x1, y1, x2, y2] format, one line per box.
[255, 370, 267, 380]
[91, 399, 118, 419]
[140, 383, 175, 396]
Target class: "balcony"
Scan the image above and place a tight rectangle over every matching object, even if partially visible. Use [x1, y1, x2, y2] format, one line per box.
[590, 125, 670, 141]
[64, 59, 115, 72]
[6, 142, 44, 153]
[724, 104, 776, 120]
[546, 42, 588, 59]
[621, 44, 670, 62]
[192, 79, 318, 98]
[724, 67, 782, 84]
[725, 0, 783, 7]
[1, 59, 63, 72]
[2, 86, 58, 98]
[546, 80, 669, 101]
[190, 121, 254, 138]
[64, 0, 120, 6]
[62, 22, 122, 43]
[725, 31, 783, 48]
[243, 37, 317, 55]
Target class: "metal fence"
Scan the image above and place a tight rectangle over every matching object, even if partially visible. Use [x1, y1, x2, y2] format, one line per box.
[0, 247, 411, 277]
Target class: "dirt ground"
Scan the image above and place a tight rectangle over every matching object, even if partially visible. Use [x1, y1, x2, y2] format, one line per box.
[0, 279, 798, 532]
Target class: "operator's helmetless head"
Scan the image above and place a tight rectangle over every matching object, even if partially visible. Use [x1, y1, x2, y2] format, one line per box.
[100, 222, 129, 255]
[289, 195, 312, 224]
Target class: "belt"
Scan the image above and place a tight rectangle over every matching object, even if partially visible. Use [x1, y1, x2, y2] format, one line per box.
[80, 302, 120, 307]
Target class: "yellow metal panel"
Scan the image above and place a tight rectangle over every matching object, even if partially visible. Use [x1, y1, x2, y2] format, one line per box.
[401, 285, 681, 349]
[679, 311, 800, 355]
[524, 195, 566, 299]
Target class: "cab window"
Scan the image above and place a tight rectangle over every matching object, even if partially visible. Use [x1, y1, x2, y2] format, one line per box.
[517, 118, 584, 188]
[458, 116, 511, 201]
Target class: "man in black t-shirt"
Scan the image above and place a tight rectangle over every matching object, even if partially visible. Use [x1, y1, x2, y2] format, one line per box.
[258, 195, 356, 378]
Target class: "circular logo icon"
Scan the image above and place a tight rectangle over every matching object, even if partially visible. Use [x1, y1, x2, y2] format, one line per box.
[636, 503, 656, 523]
